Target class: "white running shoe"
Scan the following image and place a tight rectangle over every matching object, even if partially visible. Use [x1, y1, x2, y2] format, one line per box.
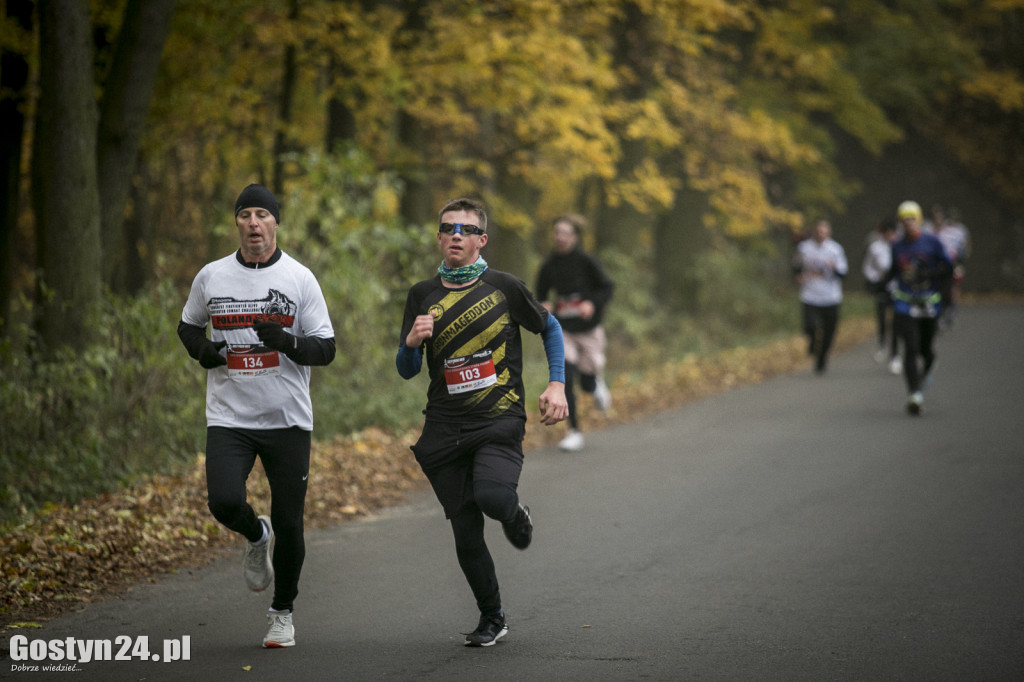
[906, 392, 924, 416]
[263, 609, 295, 648]
[244, 515, 274, 592]
[888, 356, 903, 375]
[558, 429, 584, 452]
[874, 348, 887, 364]
[593, 378, 612, 412]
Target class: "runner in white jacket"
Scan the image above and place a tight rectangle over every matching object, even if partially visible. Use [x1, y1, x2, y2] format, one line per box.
[862, 217, 900, 373]
[793, 219, 848, 374]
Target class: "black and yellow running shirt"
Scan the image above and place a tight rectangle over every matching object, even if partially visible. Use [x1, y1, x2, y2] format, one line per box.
[400, 269, 550, 423]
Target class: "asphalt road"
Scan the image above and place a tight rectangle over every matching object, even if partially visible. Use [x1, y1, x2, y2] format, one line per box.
[5, 302, 1023, 681]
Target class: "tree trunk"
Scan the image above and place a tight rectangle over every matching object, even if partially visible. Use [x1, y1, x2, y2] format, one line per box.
[97, 0, 176, 294]
[33, 0, 102, 351]
[594, 1, 653, 253]
[325, 54, 358, 153]
[272, 0, 299, 195]
[0, 0, 33, 339]
[396, 110, 434, 229]
[324, 0, 379, 153]
[395, 0, 433, 228]
[654, 187, 711, 313]
[122, 152, 151, 295]
[489, 151, 537, 278]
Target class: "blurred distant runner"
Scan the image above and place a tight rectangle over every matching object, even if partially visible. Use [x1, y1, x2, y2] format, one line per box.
[886, 200, 953, 415]
[862, 217, 901, 374]
[793, 219, 848, 374]
[535, 214, 615, 452]
[178, 184, 335, 648]
[934, 206, 971, 329]
[396, 197, 568, 647]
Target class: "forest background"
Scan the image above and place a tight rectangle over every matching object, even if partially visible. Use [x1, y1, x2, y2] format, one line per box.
[1, 0, 1023, 523]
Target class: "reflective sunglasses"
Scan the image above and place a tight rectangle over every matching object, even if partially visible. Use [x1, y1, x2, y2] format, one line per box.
[439, 222, 485, 236]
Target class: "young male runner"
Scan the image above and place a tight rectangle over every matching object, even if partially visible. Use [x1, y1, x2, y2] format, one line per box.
[396, 197, 568, 646]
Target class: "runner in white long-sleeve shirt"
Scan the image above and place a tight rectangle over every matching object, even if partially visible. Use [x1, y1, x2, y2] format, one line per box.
[178, 184, 335, 649]
[793, 219, 848, 374]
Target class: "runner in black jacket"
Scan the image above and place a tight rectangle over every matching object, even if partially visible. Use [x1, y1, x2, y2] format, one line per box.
[535, 214, 615, 451]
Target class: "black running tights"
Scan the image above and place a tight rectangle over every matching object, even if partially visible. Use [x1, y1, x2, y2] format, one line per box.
[449, 479, 518, 617]
[803, 303, 839, 371]
[894, 314, 937, 393]
[565, 362, 598, 430]
[205, 426, 310, 613]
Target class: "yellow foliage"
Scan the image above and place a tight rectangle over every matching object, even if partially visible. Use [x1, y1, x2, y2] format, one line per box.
[960, 69, 1024, 112]
[82, 0, 1019, 273]
[606, 159, 678, 213]
[623, 100, 682, 147]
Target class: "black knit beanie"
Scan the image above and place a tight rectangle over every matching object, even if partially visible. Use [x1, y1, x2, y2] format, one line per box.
[234, 184, 280, 224]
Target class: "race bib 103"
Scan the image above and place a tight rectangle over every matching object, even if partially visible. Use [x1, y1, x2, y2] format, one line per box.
[444, 350, 497, 394]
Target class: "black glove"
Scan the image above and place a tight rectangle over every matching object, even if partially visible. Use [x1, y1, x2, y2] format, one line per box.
[198, 339, 227, 369]
[254, 320, 294, 352]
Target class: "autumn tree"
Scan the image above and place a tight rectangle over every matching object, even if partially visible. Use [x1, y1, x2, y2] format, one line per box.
[8, 0, 175, 350]
[138, 1, 288, 273]
[11, 0, 1024, 343]
[32, 0, 102, 350]
[97, 0, 177, 295]
[0, 0, 32, 338]
[830, 0, 1024, 208]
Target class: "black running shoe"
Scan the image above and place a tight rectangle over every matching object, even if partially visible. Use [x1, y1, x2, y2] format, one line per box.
[503, 504, 532, 550]
[464, 612, 508, 647]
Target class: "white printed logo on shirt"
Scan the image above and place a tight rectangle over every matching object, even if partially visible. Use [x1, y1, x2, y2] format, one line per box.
[208, 288, 297, 379]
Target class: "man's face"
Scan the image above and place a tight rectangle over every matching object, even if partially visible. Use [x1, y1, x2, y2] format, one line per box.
[553, 220, 578, 254]
[813, 221, 831, 243]
[438, 209, 487, 268]
[901, 216, 922, 239]
[236, 207, 278, 260]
